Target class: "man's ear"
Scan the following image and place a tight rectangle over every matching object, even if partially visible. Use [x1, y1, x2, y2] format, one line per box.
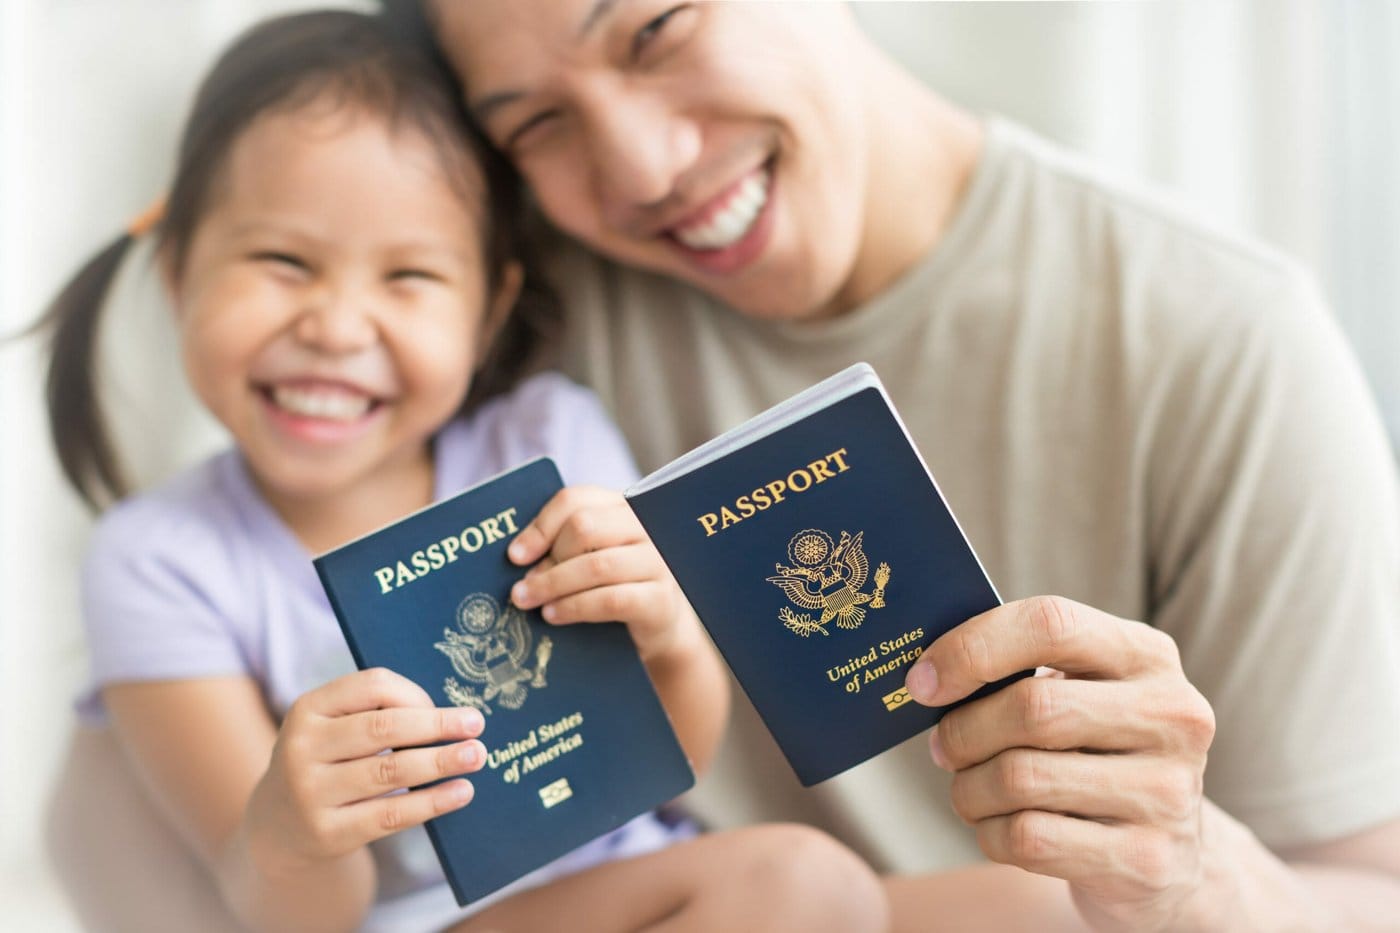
[476, 260, 524, 365]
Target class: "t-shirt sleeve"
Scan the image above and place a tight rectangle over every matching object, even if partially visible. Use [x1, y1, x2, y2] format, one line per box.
[1148, 268, 1400, 849]
[78, 498, 249, 718]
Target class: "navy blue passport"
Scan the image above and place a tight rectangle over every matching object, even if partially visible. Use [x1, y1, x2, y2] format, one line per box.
[626, 363, 1026, 786]
[314, 458, 693, 905]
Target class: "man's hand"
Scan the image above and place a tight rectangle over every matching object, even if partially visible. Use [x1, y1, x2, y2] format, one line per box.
[904, 595, 1217, 932]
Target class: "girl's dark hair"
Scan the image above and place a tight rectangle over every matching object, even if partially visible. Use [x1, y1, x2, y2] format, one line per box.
[36, 9, 556, 510]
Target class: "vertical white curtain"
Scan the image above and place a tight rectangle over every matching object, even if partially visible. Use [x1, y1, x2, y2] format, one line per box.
[1328, 2, 1400, 444]
[4, 2, 1398, 928]
[854, 0, 1400, 443]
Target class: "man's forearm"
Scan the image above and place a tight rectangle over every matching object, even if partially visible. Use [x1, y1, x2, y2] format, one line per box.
[888, 802, 1400, 932]
[1187, 801, 1400, 933]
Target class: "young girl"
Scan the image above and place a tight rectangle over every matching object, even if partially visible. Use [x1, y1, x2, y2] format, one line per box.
[38, 10, 886, 933]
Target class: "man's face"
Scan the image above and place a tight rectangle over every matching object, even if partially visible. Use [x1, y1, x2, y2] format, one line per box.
[433, 0, 872, 320]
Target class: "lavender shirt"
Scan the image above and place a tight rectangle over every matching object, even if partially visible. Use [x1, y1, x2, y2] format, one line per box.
[78, 373, 689, 932]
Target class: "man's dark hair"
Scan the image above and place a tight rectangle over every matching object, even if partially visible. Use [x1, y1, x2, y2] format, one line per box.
[377, 1, 440, 58]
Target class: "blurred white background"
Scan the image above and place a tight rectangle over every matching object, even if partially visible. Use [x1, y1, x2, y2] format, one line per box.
[3, 1, 1398, 929]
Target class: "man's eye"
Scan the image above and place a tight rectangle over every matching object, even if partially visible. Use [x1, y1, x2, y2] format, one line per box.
[505, 109, 561, 151]
[632, 4, 694, 61]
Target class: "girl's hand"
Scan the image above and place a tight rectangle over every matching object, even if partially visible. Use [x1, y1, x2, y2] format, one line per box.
[244, 667, 486, 872]
[506, 485, 698, 663]
[508, 485, 729, 773]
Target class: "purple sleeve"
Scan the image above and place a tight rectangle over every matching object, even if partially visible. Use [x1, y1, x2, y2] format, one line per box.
[497, 372, 641, 491]
[547, 381, 641, 491]
[77, 497, 249, 719]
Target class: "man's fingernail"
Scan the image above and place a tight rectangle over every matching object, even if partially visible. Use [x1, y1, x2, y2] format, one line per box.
[929, 726, 951, 770]
[906, 661, 939, 704]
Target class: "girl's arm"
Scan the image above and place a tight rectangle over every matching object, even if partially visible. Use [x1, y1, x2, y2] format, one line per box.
[507, 486, 731, 774]
[104, 669, 486, 933]
[104, 677, 371, 932]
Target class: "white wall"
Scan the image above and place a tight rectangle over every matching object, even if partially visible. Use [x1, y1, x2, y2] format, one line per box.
[4, 2, 1398, 928]
[1, 4, 363, 926]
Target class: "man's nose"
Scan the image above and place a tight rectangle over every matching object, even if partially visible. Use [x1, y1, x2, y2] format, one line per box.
[581, 87, 701, 214]
[294, 280, 378, 353]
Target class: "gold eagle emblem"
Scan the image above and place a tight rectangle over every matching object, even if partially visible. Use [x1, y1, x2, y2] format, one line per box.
[435, 593, 553, 714]
[768, 528, 891, 636]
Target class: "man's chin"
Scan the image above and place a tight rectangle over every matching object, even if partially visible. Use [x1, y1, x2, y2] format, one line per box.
[588, 240, 831, 321]
[697, 278, 831, 322]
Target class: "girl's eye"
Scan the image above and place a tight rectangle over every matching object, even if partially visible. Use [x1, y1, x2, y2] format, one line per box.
[388, 268, 441, 284]
[631, 4, 695, 62]
[252, 251, 309, 273]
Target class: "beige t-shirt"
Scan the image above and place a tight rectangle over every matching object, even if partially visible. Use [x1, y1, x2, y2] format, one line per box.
[553, 116, 1400, 870]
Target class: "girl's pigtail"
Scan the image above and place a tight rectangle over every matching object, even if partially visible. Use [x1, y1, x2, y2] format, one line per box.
[37, 227, 143, 510]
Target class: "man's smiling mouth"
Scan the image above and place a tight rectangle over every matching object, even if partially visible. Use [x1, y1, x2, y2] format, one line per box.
[669, 164, 771, 251]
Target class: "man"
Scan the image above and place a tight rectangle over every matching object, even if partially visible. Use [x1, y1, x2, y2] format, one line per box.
[406, 2, 1400, 928]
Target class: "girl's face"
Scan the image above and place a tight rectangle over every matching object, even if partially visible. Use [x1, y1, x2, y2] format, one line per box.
[171, 105, 504, 507]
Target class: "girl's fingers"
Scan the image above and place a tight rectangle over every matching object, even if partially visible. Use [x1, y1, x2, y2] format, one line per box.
[508, 486, 625, 565]
[511, 544, 658, 610]
[328, 740, 487, 805]
[299, 667, 435, 718]
[549, 503, 645, 562]
[322, 705, 485, 761]
[537, 580, 666, 627]
[336, 779, 476, 849]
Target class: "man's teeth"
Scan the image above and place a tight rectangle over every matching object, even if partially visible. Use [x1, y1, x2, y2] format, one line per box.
[271, 386, 372, 421]
[674, 169, 769, 251]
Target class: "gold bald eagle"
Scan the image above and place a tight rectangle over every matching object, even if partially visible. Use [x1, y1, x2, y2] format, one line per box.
[768, 530, 872, 629]
[436, 595, 535, 710]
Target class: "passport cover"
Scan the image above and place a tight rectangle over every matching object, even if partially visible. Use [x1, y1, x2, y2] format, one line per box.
[626, 364, 1025, 786]
[314, 457, 693, 904]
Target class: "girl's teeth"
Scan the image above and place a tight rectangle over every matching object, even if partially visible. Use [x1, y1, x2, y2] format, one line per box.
[271, 386, 372, 421]
[675, 168, 770, 251]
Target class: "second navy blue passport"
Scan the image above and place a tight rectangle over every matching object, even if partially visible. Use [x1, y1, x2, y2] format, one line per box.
[314, 458, 693, 905]
[627, 364, 1026, 786]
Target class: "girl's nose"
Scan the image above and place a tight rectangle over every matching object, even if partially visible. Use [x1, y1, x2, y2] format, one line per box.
[294, 283, 378, 353]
